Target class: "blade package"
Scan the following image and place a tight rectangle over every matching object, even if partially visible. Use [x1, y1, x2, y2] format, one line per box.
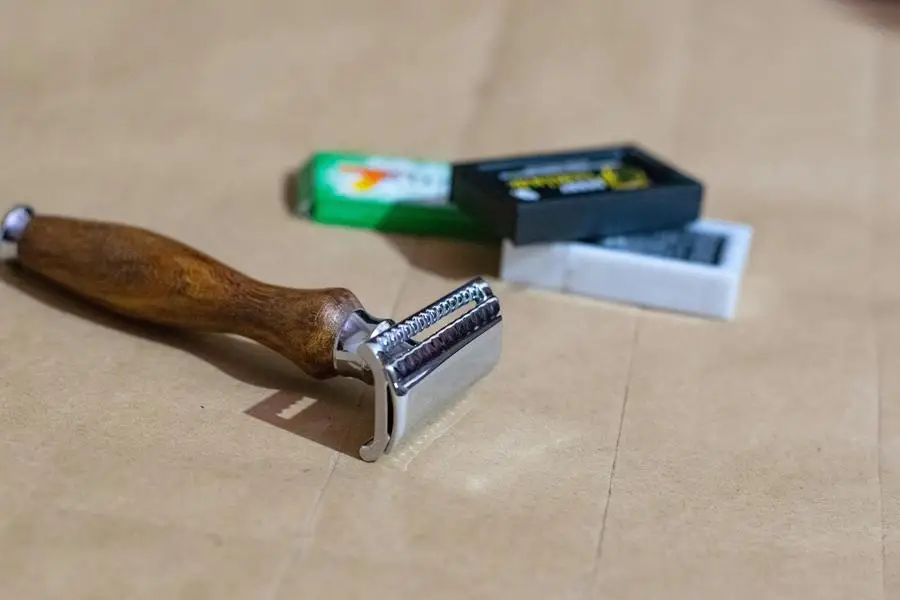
[1, 205, 503, 462]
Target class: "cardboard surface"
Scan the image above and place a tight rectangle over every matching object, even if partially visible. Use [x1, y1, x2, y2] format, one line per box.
[0, 0, 895, 597]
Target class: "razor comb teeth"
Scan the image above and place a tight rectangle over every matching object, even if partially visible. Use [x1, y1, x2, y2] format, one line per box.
[387, 296, 501, 384]
[371, 279, 491, 354]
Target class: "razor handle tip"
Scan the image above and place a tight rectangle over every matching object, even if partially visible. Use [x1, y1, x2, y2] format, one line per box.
[3, 206, 364, 380]
[2, 204, 33, 242]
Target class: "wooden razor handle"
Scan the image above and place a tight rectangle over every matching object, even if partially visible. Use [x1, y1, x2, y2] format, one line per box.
[12, 213, 364, 379]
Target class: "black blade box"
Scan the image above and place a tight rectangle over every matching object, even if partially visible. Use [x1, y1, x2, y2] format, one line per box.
[449, 143, 703, 245]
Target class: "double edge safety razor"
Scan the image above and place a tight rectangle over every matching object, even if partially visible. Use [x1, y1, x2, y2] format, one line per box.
[1, 205, 503, 462]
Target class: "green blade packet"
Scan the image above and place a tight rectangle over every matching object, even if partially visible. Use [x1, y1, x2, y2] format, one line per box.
[293, 151, 495, 241]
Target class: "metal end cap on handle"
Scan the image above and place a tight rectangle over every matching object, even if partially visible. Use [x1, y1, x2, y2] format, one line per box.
[2, 205, 35, 243]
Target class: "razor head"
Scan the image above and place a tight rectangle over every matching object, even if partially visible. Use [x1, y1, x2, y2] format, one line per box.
[356, 277, 503, 462]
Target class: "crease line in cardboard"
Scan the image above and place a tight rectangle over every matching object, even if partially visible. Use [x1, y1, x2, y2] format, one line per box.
[454, 0, 514, 153]
[870, 28, 889, 600]
[588, 314, 641, 594]
[266, 452, 341, 600]
[585, 0, 695, 595]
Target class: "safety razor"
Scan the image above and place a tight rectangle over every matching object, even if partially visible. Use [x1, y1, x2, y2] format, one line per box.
[1, 205, 503, 462]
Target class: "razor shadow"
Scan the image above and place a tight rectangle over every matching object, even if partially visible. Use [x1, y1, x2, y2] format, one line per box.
[1, 205, 503, 462]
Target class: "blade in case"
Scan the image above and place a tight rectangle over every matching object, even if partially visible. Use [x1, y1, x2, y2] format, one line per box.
[500, 219, 753, 320]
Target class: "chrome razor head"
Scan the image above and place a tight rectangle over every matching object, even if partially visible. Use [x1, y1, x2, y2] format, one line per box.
[355, 277, 503, 462]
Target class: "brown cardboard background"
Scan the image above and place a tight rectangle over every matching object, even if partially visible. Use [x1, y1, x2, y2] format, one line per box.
[0, 0, 894, 597]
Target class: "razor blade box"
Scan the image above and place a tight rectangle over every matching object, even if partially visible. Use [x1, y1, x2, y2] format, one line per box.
[500, 219, 753, 320]
[450, 144, 703, 245]
[293, 151, 495, 241]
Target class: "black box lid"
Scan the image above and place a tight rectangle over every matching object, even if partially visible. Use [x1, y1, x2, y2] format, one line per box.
[449, 143, 703, 245]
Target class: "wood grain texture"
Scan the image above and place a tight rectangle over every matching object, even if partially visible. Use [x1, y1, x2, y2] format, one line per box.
[15, 215, 364, 379]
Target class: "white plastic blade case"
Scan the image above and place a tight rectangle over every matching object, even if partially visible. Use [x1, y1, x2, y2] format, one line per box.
[499, 218, 753, 320]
